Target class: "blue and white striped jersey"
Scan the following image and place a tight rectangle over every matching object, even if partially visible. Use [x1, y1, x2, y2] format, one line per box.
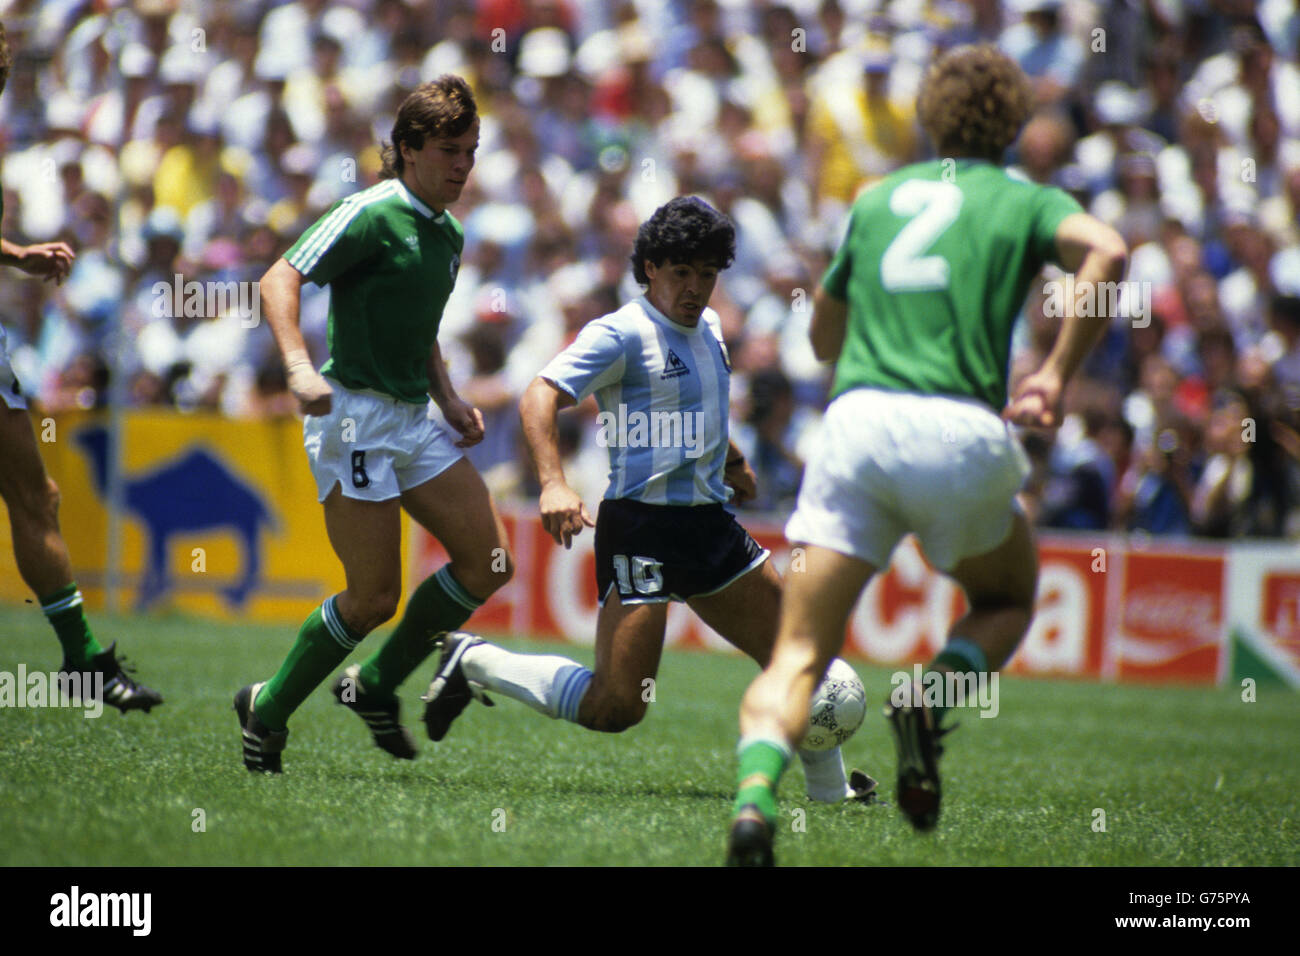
[540, 296, 733, 506]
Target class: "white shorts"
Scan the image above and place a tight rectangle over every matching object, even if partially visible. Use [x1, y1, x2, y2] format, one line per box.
[303, 378, 463, 502]
[0, 325, 28, 410]
[786, 388, 1030, 572]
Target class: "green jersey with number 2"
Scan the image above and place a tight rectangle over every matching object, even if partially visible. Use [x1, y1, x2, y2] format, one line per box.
[822, 158, 1082, 410]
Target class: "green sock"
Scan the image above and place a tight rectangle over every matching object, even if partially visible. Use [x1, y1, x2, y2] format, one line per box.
[733, 737, 792, 825]
[927, 636, 990, 722]
[255, 595, 361, 731]
[357, 566, 482, 698]
[41, 583, 104, 667]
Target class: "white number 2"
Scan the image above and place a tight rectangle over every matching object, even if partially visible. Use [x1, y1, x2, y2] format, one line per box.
[880, 180, 962, 292]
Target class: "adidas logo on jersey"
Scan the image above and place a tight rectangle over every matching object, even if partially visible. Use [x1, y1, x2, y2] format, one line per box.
[404, 235, 419, 249]
[660, 349, 690, 379]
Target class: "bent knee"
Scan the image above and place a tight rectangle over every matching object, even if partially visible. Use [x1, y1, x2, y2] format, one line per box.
[453, 548, 515, 598]
[966, 585, 1036, 616]
[962, 594, 1035, 648]
[348, 588, 400, 634]
[584, 694, 647, 733]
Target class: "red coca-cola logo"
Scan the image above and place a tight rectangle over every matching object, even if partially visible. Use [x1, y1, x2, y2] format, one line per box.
[1262, 574, 1300, 644]
[1123, 586, 1220, 642]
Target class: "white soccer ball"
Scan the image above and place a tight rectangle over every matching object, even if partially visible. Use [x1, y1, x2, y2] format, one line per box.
[800, 658, 867, 751]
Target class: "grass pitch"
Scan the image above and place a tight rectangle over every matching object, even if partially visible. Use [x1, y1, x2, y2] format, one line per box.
[1, 604, 1296, 866]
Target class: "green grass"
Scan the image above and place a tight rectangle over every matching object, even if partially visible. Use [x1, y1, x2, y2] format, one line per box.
[1, 604, 1297, 866]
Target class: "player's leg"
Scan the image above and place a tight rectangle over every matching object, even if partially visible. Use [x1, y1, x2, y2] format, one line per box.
[730, 546, 876, 828]
[250, 487, 402, 733]
[688, 557, 865, 804]
[929, 505, 1037, 715]
[0, 406, 77, 599]
[574, 594, 667, 731]
[0, 404, 162, 709]
[354, 457, 514, 699]
[428, 593, 667, 739]
[883, 396, 1035, 828]
[687, 558, 779, 666]
[879, 515, 1035, 827]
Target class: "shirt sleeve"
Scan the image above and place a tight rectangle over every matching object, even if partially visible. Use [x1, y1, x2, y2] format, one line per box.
[283, 197, 376, 286]
[1031, 184, 1085, 264]
[538, 318, 626, 402]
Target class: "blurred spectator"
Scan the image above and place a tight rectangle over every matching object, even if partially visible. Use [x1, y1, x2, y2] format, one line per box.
[732, 368, 804, 515]
[1041, 395, 1116, 531]
[1118, 420, 1197, 535]
[804, 38, 918, 219]
[998, 0, 1084, 110]
[1192, 390, 1255, 536]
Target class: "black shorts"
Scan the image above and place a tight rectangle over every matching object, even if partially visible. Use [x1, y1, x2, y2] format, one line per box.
[594, 498, 769, 605]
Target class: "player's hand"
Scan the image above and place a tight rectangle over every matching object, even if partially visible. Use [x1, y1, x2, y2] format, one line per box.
[14, 242, 75, 285]
[1002, 368, 1065, 429]
[724, 456, 757, 505]
[286, 362, 333, 417]
[441, 396, 485, 448]
[539, 481, 594, 549]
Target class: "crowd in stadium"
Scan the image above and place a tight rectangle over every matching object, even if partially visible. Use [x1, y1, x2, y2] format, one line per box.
[0, 0, 1297, 537]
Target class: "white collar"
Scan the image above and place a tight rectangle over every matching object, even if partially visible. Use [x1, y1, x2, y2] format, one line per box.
[395, 177, 444, 222]
[639, 295, 704, 335]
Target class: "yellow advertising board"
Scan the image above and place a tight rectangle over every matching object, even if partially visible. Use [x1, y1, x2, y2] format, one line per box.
[0, 410, 411, 623]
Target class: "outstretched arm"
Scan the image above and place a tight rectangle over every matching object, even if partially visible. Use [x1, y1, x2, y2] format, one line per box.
[519, 376, 592, 548]
[1003, 213, 1128, 428]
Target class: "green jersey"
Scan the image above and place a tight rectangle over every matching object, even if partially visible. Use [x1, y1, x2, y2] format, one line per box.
[285, 177, 464, 404]
[822, 159, 1082, 410]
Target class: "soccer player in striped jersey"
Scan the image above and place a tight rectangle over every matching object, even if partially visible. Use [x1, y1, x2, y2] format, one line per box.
[421, 197, 873, 807]
[235, 76, 514, 773]
[727, 45, 1129, 864]
[0, 21, 163, 713]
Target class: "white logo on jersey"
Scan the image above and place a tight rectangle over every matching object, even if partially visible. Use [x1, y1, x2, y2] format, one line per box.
[404, 235, 418, 249]
[450, 253, 460, 281]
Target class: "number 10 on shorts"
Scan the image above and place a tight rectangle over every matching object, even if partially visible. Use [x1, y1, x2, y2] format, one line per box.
[612, 554, 664, 597]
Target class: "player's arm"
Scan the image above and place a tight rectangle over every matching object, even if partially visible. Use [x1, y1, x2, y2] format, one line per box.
[809, 285, 849, 362]
[519, 376, 593, 548]
[0, 237, 74, 284]
[723, 438, 757, 505]
[260, 256, 333, 416]
[1004, 213, 1128, 428]
[427, 340, 484, 448]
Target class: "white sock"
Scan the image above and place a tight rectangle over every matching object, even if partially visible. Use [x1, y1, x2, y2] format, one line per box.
[461, 642, 592, 722]
[799, 746, 851, 803]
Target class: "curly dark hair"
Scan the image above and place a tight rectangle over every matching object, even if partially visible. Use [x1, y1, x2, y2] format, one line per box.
[917, 44, 1033, 162]
[630, 196, 736, 285]
[380, 74, 477, 179]
[0, 22, 10, 97]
